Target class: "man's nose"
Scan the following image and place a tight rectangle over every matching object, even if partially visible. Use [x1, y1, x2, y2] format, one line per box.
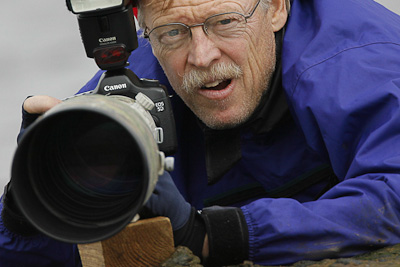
[187, 27, 222, 68]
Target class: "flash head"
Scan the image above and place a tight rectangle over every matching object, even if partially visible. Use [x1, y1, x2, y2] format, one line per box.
[67, 0, 126, 14]
[67, 0, 138, 70]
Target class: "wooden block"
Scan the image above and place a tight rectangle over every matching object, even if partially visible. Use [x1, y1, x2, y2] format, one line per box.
[78, 242, 105, 267]
[78, 217, 175, 267]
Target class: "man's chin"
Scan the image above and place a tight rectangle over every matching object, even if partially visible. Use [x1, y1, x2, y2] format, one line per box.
[199, 113, 250, 130]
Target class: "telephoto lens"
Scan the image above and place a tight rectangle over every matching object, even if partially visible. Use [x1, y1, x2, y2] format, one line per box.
[11, 94, 163, 243]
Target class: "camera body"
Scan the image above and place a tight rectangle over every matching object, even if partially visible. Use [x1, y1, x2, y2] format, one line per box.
[92, 68, 177, 155]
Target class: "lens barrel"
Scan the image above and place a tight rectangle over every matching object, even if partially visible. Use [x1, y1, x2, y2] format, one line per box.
[12, 95, 161, 243]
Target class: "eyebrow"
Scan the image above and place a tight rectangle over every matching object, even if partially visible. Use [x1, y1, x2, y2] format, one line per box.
[153, 1, 248, 27]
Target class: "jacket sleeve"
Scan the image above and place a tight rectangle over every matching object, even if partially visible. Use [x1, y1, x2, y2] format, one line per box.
[0, 196, 82, 267]
[241, 39, 400, 264]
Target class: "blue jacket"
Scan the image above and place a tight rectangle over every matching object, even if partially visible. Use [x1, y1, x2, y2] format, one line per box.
[2, 0, 400, 265]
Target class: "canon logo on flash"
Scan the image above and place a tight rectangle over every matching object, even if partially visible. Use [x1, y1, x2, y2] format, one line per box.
[99, 37, 117, 43]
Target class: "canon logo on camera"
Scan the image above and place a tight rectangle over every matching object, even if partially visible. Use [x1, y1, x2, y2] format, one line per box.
[104, 83, 127, 91]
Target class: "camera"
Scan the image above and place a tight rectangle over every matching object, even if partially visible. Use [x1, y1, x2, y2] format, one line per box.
[11, 0, 177, 243]
[67, 0, 177, 154]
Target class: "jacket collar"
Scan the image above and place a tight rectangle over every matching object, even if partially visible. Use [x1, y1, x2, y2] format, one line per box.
[201, 27, 292, 185]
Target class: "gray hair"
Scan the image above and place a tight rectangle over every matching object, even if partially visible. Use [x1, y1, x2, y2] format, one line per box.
[259, 0, 291, 12]
[137, 0, 290, 30]
[260, 0, 273, 10]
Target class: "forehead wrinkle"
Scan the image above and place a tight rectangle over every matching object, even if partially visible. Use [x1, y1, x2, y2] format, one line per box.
[147, 0, 248, 27]
[153, 2, 214, 26]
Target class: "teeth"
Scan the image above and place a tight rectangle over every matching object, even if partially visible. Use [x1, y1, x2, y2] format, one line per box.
[204, 80, 222, 88]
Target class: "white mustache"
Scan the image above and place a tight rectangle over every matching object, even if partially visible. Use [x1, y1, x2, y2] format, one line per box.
[181, 63, 243, 93]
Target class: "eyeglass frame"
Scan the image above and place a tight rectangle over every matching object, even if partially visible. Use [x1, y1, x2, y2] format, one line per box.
[143, 0, 261, 45]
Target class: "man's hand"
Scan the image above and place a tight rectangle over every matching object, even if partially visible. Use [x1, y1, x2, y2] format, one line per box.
[142, 172, 248, 265]
[144, 172, 192, 231]
[141, 172, 207, 259]
[2, 95, 63, 236]
[23, 95, 61, 114]
[17, 95, 61, 143]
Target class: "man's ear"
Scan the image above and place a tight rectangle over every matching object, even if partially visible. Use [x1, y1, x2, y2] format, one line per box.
[270, 0, 288, 32]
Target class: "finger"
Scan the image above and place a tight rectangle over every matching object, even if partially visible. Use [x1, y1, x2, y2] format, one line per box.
[23, 95, 62, 114]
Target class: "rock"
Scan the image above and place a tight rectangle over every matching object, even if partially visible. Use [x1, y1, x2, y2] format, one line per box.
[161, 246, 202, 267]
[289, 244, 400, 267]
[163, 244, 400, 267]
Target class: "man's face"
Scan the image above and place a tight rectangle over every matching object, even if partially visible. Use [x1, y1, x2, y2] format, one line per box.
[142, 0, 285, 129]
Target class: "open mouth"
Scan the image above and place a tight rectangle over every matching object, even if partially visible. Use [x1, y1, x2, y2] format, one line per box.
[201, 79, 231, 90]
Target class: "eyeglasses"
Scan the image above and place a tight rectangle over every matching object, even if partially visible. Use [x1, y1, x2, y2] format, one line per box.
[144, 0, 261, 51]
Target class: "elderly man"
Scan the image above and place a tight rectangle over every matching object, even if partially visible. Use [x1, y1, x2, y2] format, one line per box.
[2, 0, 400, 266]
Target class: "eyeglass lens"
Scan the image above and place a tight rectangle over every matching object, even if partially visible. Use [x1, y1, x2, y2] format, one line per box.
[150, 12, 247, 50]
